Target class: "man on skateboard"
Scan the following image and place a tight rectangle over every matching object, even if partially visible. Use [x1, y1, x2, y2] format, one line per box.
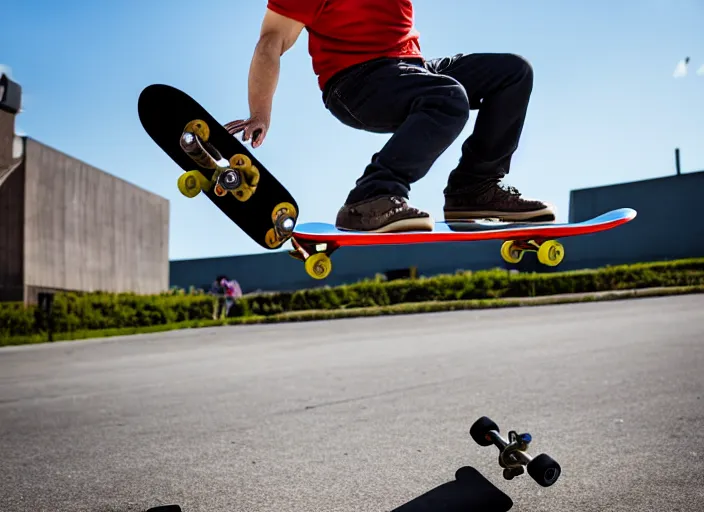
[225, 0, 556, 233]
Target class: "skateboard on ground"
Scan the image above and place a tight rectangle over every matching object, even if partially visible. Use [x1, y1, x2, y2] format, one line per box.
[288, 207, 637, 279]
[470, 416, 561, 487]
[138, 84, 298, 250]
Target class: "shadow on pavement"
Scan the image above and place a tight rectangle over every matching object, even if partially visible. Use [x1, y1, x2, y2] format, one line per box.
[391, 466, 512, 512]
[145, 466, 513, 512]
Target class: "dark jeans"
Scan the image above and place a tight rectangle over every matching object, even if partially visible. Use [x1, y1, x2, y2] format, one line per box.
[322, 53, 534, 205]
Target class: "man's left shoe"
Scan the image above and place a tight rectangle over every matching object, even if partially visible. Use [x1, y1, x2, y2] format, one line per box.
[444, 181, 556, 222]
[336, 195, 434, 232]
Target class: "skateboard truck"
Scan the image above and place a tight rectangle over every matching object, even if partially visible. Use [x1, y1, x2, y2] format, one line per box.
[177, 119, 260, 201]
[470, 416, 561, 487]
[264, 202, 298, 249]
[288, 238, 339, 279]
[179, 119, 291, 249]
[278, 215, 295, 234]
[217, 168, 241, 189]
[500, 238, 564, 266]
[272, 203, 296, 239]
[179, 127, 222, 170]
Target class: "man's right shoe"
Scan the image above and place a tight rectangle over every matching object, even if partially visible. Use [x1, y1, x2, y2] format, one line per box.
[444, 181, 556, 222]
[335, 195, 434, 232]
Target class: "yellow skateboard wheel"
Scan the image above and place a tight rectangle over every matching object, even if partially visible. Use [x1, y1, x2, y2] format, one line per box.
[537, 240, 564, 266]
[177, 170, 203, 198]
[265, 228, 283, 249]
[304, 253, 332, 279]
[183, 119, 210, 141]
[230, 153, 252, 169]
[271, 202, 297, 226]
[500, 240, 523, 264]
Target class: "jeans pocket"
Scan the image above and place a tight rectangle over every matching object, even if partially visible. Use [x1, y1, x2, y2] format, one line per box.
[326, 91, 369, 131]
[324, 58, 406, 133]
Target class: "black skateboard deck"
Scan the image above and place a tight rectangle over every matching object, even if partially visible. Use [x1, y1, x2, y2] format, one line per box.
[138, 84, 298, 250]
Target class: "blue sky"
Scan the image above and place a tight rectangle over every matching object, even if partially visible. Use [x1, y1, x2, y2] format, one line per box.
[2, 0, 703, 260]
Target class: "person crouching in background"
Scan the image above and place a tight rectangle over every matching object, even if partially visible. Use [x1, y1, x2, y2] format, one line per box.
[210, 275, 227, 320]
[211, 275, 243, 320]
[223, 278, 243, 317]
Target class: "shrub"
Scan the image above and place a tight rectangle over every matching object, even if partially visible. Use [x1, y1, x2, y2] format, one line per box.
[1, 258, 702, 344]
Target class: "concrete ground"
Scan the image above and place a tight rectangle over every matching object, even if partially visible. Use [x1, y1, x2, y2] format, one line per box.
[0, 294, 702, 512]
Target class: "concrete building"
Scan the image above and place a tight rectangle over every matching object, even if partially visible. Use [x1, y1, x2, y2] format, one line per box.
[169, 169, 704, 294]
[0, 73, 170, 304]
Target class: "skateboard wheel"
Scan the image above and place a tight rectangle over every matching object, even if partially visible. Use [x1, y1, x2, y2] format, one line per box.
[469, 416, 500, 447]
[500, 241, 523, 264]
[271, 202, 297, 224]
[265, 228, 284, 249]
[177, 170, 204, 198]
[527, 453, 561, 487]
[537, 240, 564, 266]
[304, 253, 332, 279]
[183, 119, 210, 141]
[271, 202, 297, 231]
[230, 153, 252, 168]
[264, 203, 298, 249]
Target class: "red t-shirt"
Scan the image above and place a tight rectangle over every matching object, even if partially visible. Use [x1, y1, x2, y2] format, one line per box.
[267, 0, 423, 90]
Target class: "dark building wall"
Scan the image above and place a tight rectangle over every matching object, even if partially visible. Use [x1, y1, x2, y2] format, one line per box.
[169, 171, 704, 294]
[170, 239, 501, 294]
[22, 138, 171, 301]
[564, 171, 704, 267]
[0, 107, 23, 302]
[0, 159, 24, 302]
[0, 109, 15, 169]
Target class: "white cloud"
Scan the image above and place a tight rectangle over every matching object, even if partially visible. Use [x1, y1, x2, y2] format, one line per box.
[673, 58, 689, 78]
[697, 64, 704, 76]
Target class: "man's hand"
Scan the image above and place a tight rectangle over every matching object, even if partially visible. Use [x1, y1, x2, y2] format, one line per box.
[225, 115, 269, 148]
[224, 8, 305, 148]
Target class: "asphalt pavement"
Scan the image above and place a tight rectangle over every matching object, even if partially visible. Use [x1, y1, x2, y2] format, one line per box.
[1, 295, 702, 512]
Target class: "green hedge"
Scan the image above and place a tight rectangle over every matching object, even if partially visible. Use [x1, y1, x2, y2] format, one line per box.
[1, 258, 703, 343]
[0, 293, 213, 339]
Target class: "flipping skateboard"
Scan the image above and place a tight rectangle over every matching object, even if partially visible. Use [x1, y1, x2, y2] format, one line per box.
[288, 207, 637, 279]
[138, 84, 298, 250]
[470, 416, 561, 488]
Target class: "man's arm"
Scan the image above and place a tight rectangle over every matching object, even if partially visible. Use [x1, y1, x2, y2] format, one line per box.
[225, 9, 305, 146]
[249, 9, 305, 121]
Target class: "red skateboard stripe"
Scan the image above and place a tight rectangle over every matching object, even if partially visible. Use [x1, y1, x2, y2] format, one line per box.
[292, 217, 632, 247]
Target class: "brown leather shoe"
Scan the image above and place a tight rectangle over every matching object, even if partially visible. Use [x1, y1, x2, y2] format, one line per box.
[335, 195, 434, 232]
[444, 181, 556, 222]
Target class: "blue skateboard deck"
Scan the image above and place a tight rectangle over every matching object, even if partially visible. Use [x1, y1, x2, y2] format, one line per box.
[288, 208, 637, 279]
